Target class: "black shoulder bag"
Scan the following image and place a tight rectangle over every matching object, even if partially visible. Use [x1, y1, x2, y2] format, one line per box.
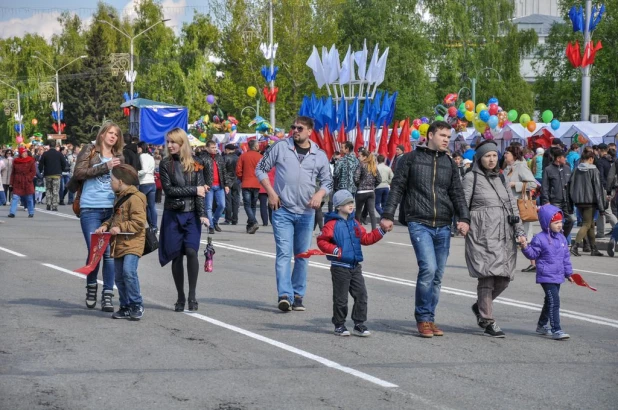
[113, 193, 159, 256]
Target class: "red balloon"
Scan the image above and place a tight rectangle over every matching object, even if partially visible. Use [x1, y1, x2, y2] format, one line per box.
[412, 119, 422, 129]
[448, 106, 458, 117]
[488, 103, 498, 116]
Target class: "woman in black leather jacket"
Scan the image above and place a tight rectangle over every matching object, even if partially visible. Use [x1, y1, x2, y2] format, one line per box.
[159, 128, 209, 311]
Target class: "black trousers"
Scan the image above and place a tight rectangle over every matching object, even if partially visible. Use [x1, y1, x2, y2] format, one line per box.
[331, 265, 368, 326]
[225, 181, 240, 224]
[355, 191, 377, 230]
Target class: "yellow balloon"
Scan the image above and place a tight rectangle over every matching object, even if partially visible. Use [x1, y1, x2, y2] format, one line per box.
[476, 103, 487, 114]
[247, 86, 258, 98]
[474, 120, 486, 133]
[419, 123, 430, 136]
[464, 110, 475, 122]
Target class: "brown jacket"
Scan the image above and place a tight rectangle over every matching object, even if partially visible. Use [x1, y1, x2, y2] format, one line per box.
[67, 144, 124, 192]
[101, 185, 147, 258]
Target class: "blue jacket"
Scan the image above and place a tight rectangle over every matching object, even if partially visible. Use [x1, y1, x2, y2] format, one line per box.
[521, 204, 573, 284]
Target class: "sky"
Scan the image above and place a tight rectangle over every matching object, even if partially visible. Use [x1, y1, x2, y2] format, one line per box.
[0, 0, 200, 40]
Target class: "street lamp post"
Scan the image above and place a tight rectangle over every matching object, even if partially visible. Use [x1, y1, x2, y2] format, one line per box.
[0, 79, 22, 140]
[268, 0, 275, 130]
[33, 55, 87, 140]
[469, 67, 502, 106]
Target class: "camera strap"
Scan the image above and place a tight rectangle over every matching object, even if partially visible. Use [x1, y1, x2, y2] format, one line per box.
[483, 173, 515, 218]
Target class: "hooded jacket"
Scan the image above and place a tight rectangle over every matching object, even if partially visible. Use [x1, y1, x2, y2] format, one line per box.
[521, 205, 572, 284]
[568, 162, 606, 211]
[333, 153, 360, 194]
[317, 211, 385, 268]
[101, 185, 147, 258]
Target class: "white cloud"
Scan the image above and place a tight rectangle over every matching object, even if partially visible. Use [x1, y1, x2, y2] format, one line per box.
[122, 0, 187, 33]
[0, 12, 63, 40]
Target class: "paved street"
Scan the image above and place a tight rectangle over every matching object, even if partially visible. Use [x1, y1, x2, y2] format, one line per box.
[1, 204, 617, 410]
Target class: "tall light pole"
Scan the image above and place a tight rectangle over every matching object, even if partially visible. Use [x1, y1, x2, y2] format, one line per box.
[0, 78, 22, 140]
[581, 0, 592, 121]
[33, 54, 87, 139]
[268, 0, 275, 129]
[97, 18, 170, 100]
[470, 67, 502, 106]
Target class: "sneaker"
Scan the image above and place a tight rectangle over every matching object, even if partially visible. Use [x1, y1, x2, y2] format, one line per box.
[608, 238, 615, 257]
[7, 213, 14, 218]
[292, 296, 305, 311]
[484, 322, 506, 338]
[85, 284, 97, 309]
[471, 303, 484, 328]
[221, 221, 232, 225]
[334, 325, 350, 336]
[52, 207, 58, 212]
[521, 264, 536, 272]
[214, 224, 222, 232]
[536, 324, 552, 336]
[417, 322, 434, 338]
[129, 305, 144, 320]
[552, 330, 570, 340]
[430, 322, 444, 336]
[111, 307, 131, 319]
[208, 227, 215, 235]
[101, 290, 114, 312]
[277, 296, 291, 312]
[28, 214, 33, 218]
[247, 224, 259, 234]
[353, 324, 371, 337]
[46, 205, 51, 210]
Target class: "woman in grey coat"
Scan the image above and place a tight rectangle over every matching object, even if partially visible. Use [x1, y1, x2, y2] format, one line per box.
[463, 141, 526, 338]
[503, 144, 538, 272]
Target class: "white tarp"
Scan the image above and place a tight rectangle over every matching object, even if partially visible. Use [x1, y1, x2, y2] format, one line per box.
[559, 122, 618, 146]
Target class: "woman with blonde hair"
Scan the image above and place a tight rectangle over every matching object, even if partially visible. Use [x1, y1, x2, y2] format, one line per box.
[158, 128, 209, 312]
[354, 148, 381, 230]
[68, 122, 124, 312]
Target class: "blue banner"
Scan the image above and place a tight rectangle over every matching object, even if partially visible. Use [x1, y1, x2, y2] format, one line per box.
[139, 107, 188, 145]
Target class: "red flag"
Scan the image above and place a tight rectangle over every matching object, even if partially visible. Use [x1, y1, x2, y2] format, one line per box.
[388, 122, 399, 160]
[399, 118, 412, 153]
[337, 122, 347, 144]
[377, 121, 389, 158]
[354, 122, 364, 154]
[566, 41, 582, 68]
[322, 124, 335, 160]
[368, 122, 377, 153]
[74, 233, 113, 275]
[295, 249, 337, 258]
[581, 40, 602, 67]
[570, 273, 597, 291]
[309, 129, 324, 150]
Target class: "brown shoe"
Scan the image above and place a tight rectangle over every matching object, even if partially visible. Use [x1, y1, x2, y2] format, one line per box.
[417, 321, 434, 338]
[430, 322, 444, 336]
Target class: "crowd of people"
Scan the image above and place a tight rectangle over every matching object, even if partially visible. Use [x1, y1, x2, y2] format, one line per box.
[2, 118, 616, 341]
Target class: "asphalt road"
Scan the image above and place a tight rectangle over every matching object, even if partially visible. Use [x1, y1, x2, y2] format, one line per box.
[1, 203, 617, 410]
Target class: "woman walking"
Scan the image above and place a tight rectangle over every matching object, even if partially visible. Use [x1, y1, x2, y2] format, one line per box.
[503, 145, 538, 272]
[463, 141, 526, 338]
[68, 122, 124, 311]
[158, 128, 209, 312]
[137, 142, 158, 230]
[353, 149, 381, 230]
[7, 147, 36, 218]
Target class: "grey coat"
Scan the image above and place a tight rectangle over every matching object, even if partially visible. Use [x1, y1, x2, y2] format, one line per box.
[463, 165, 524, 280]
[503, 160, 537, 199]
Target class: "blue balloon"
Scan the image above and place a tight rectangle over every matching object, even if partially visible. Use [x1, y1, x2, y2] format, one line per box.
[457, 110, 465, 119]
[488, 115, 499, 129]
[551, 119, 560, 131]
[479, 110, 490, 122]
[411, 130, 421, 140]
[420, 117, 429, 124]
[488, 97, 499, 105]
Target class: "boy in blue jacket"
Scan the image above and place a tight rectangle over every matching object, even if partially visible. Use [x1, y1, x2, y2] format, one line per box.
[317, 190, 385, 336]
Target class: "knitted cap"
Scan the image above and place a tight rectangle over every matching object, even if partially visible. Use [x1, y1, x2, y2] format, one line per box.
[550, 212, 563, 223]
[333, 189, 354, 209]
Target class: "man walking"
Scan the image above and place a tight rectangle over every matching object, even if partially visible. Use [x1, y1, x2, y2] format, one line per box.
[223, 144, 241, 226]
[595, 143, 617, 238]
[236, 140, 263, 234]
[380, 121, 470, 338]
[200, 140, 230, 234]
[38, 139, 67, 211]
[256, 116, 332, 312]
[333, 141, 359, 195]
[123, 134, 141, 173]
[541, 147, 574, 238]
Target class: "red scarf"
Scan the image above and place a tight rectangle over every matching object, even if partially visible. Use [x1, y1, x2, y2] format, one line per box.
[13, 156, 34, 165]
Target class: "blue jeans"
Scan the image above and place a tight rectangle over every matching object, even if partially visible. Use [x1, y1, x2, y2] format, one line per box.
[60, 174, 70, 202]
[205, 185, 226, 227]
[80, 208, 115, 291]
[374, 187, 389, 216]
[538, 283, 561, 332]
[610, 224, 618, 241]
[9, 193, 34, 216]
[408, 222, 451, 323]
[272, 207, 314, 303]
[0, 191, 5, 206]
[242, 188, 259, 227]
[139, 183, 158, 229]
[114, 254, 142, 307]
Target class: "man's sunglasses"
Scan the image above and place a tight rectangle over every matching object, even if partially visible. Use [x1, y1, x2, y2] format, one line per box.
[290, 125, 305, 132]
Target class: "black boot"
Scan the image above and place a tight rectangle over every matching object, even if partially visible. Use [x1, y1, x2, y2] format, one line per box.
[590, 245, 604, 257]
[85, 284, 97, 309]
[582, 238, 591, 253]
[570, 243, 581, 257]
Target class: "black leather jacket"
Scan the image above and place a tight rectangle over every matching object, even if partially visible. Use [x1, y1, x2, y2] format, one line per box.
[159, 155, 206, 217]
[382, 146, 470, 227]
[541, 163, 571, 206]
[224, 153, 239, 186]
[568, 163, 606, 211]
[200, 152, 230, 188]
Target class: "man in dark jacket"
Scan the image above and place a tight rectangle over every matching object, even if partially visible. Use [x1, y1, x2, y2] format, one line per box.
[122, 135, 141, 173]
[38, 139, 67, 211]
[200, 140, 230, 234]
[595, 143, 617, 237]
[541, 147, 573, 238]
[542, 138, 563, 170]
[380, 121, 470, 338]
[222, 144, 240, 226]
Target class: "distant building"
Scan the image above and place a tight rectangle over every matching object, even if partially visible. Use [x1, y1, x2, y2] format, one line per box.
[514, 0, 560, 19]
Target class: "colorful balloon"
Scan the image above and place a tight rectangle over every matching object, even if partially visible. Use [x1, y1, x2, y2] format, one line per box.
[420, 117, 429, 124]
[459, 102, 466, 112]
[488, 97, 499, 105]
[247, 87, 257, 98]
[465, 100, 474, 111]
[519, 114, 531, 127]
[551, 119, 560, 131]
[412, 119, 422, 129]
[207, 95, 215, 104]
[476, 103, 487, 114]
[479, 110, 490, 122]
[435, 115, 444, 121]
[411, 130, 421, 140]
[457, 110, 465, 119]
[541, 110, 554, 123]
[488, 103, 498, 116]
[448, 106, 458, 117]
[16, 136, 23, 143]
[488, 115, 499, 129]
[31, 118, 38, 126]
[526, 120, 537, 132]
[507, 109, 518, 122]
[474, 120, 486, 133]
[419, 123, 430, 136]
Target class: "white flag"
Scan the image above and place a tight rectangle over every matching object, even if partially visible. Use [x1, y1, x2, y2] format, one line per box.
[328, 44, 340, 84]
[354, 39, 368, 81]
[365, 44, 380, 83]
[306, 46, 326, 88]
[339, 45, 356, 84]
[373, 47, 389, 87]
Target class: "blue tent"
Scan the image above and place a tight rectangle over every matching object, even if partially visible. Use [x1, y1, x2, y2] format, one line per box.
[120, 98, 188, 145]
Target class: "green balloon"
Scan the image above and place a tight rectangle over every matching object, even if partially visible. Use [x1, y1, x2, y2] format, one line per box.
[459, 103, 466, 112]
[541, 110, 554, 123]
[435, 115, 444, 121]
[519, 114, 531, 127]
[507, 109, 518, 122]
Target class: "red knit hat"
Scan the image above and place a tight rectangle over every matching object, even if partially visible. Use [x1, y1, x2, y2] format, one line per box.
[18, 147, 27, 156]
[550, 212, 563, 223]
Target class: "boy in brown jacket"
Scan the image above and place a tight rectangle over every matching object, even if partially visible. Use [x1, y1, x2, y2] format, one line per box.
[96, 164, 147, 320]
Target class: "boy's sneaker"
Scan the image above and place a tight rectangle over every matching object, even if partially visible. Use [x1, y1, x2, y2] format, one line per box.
[471, 303, 484, 328]
[101, 290, 114, 312]
[483, 322, 506, 338]
[430, 323, 444, 336]
[277, 296, 291, 312]
[334, 325, 350, 336]
[536, 324, 552, 336]
[417, 322, 434, 338]
[111, 307, 131, 319]
[129, 305, 144, 321]
[353, 324, 371, 337]
[85, 284, 97, 309]
[292, 296, 305, 311]
[607, 238, 615, 257]
[552, 330, 570, 340]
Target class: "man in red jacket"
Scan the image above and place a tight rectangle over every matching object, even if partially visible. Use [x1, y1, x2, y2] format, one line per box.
[236, 140, 263, 234]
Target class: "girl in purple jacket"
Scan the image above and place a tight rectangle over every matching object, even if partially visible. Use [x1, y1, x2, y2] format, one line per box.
[521, 204, 574, 340]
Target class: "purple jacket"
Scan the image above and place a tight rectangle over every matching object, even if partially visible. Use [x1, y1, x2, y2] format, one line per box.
[522, 204, 573, 284]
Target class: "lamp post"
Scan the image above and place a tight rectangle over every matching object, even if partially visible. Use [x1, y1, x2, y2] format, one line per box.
[469, 67, 502, 106]
[97, 18, 170, 100]
[33, 54, 87, 139]
[0, 78, 22, 140]
[581, 0, 592, 121]
[268, 0, 275, 129]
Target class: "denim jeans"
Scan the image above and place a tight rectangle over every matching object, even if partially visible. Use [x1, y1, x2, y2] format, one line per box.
[9, 193, 34, 216]
[272, 207, 314, 303]
[114, 254, 142, 307]
[259, 193, 272, 225]
[139, 183, 158, 229]
[60, 174, 70, 202]
[374, 187, 389, 216]
[408, 222, 451, 323]
[538, 283, 561, 333]
[80, 208, 115, 292]
[0, 190, 6, 206]
[242, 188, 260, 227]
[205, 185, 226, 227]
[610, 224, 618, 241]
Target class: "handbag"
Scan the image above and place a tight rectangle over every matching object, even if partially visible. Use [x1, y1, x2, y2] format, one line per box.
[517, 182, 538, 222]
[143, 226, 159, 256]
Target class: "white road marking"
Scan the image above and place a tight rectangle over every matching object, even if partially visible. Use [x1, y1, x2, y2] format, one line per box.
[0, 246, 26, 257]
[39, 261, 398, 389]
[35, 208, 79, 219]
[209, 241, 618, 329]
[387, 241, 412, 247]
